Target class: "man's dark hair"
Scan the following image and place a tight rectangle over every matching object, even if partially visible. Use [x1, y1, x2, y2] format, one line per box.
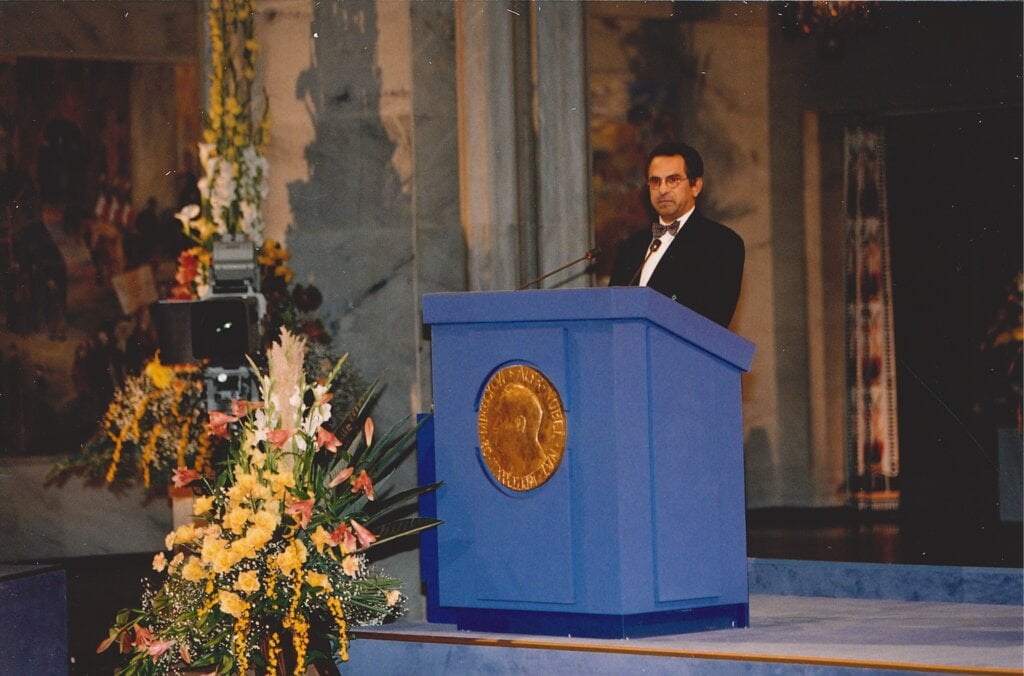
[646, 141, 704, 182]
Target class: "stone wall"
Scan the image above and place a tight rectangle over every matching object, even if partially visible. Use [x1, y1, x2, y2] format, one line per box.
[258, 0, 461, 619]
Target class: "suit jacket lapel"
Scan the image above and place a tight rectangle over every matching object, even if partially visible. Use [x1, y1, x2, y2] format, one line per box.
[648, 211, 702, 290]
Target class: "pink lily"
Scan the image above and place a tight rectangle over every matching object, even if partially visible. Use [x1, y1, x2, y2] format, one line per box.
[267, 428, 295, 449]
[207, 411, 238, 439]
[350, 469, 376, 501]
[328, 466, 354, 488]
[329, 522, 357, 553]
[285, 498, 314, 529]
[350, 519, 378, 549]
[171, 467, 201, 488]
[364, 417, 375, 446]
[147, 639, 175, 660]
[131, 624, 154, 649]
[317, 426, 341, 453]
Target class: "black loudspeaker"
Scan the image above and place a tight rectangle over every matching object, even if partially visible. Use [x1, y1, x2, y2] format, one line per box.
[154, 296, 260, 367]
[190, 296, 260, 367]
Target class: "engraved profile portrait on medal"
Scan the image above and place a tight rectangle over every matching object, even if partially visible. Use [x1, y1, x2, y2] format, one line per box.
[477, 364, 567, 492]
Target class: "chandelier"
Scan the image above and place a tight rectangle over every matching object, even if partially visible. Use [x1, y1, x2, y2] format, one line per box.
[779, 1, 880, 59]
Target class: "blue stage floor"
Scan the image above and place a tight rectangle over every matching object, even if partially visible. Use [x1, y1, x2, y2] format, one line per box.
[349, 592, 1022, 675]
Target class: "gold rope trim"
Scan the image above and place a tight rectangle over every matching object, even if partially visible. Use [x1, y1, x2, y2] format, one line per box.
[350, 630, 1020, 676]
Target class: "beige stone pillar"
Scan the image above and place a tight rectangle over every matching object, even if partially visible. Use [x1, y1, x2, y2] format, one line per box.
[455, 1, 591, 291]
[532, 1, 592, 285]
[455, 2, 522, 291]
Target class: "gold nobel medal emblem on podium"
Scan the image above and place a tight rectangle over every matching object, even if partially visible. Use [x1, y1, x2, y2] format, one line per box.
[477, 365, 567, 491]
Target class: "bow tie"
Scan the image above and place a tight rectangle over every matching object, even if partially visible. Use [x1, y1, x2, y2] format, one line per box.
[652, 220, 680, 238]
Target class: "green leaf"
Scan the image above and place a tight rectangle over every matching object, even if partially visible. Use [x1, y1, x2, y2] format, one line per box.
[336, 377, 384, 449]
[368, 517, 443, 548]
[363, 482, 442, 529]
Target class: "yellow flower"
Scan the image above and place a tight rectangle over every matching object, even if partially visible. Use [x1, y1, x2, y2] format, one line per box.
[306, 571, 332, 592]
[341, 555, 359, 578]
[244, 523, 274, 553]
[228, 472, 258, 502]
[268, 471, 295, 497]
[152, 552, 167, 572]
[144, 356, 174, 389]
[224, 506, 254, 534]
[245, 443, 266, 468]
[194, 218, 218, 242]
[234, 570, 261, 594]
[201, 533, 227, 564]
[168, 552, 185, 572]
[212, 546, 239, 574]
[182, 557, 207, 582]
[234, 537, 258, 561]
[171, 523, 197, 547]
[251, 508, 280, 532]
[219, 590, 248, 618]
[193, 495, 215, 516]
[310, 526, 332, 555]
[274, 539, 308, 577]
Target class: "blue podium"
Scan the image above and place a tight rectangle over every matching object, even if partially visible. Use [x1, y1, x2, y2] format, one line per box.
[419, 288, 755, 638]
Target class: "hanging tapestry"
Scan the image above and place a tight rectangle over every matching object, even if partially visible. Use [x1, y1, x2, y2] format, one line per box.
[844, 126, 900, 508]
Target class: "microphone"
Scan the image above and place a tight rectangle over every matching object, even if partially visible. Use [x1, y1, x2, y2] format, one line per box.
[517, 246, 602, 290]
[627, 238, 662, 286]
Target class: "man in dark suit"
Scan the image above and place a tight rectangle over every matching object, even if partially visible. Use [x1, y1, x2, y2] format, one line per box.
[609, 141, 744, 328]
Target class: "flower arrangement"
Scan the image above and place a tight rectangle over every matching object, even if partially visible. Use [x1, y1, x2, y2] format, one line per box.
[49, 356, 216, 490]
[98, 329, 440, 675]
[979, 271, 1023, 429]
[53, 225, 340, 491]
[169, 245, 213, 301]
[174, 0, 270, 290]
[255, 239, 329, 350]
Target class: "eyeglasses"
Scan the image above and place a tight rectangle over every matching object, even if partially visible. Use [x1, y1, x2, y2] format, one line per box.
[647, 174, 688, 190]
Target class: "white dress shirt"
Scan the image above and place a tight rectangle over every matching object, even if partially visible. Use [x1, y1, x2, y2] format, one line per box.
[639, 206, 695, 287]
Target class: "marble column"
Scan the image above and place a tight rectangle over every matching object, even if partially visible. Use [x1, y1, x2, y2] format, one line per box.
[260, 0, 462, 620]
[455, 1, 591, 292]
[454, 2, 522, 291]
[532, 1, 591, 285]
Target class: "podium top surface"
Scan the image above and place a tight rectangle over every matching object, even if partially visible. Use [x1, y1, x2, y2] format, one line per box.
[422, 288, 754, 372]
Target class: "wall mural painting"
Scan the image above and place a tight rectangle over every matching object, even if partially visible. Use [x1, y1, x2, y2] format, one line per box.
[587, 9, 750, 282]
[589, 17, 692, 281]
[0, 58, 192, 456]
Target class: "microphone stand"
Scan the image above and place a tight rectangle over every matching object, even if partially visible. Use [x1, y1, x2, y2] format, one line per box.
[627, 238, 662, 286]
[517, 247, 602, 290]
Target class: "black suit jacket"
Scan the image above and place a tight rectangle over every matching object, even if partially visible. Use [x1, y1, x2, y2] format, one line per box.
[608, 211, 744, 328]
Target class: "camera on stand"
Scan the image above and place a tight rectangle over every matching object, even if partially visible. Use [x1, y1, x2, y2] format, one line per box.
[154, 237, 266, 412]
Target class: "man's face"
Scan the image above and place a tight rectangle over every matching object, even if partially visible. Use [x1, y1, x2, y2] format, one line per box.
[648, 154, 703, 222]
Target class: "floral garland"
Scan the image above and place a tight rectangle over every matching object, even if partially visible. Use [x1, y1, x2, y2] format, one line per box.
[98, 329, 440, 675]
[49, 356, 214, 490]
